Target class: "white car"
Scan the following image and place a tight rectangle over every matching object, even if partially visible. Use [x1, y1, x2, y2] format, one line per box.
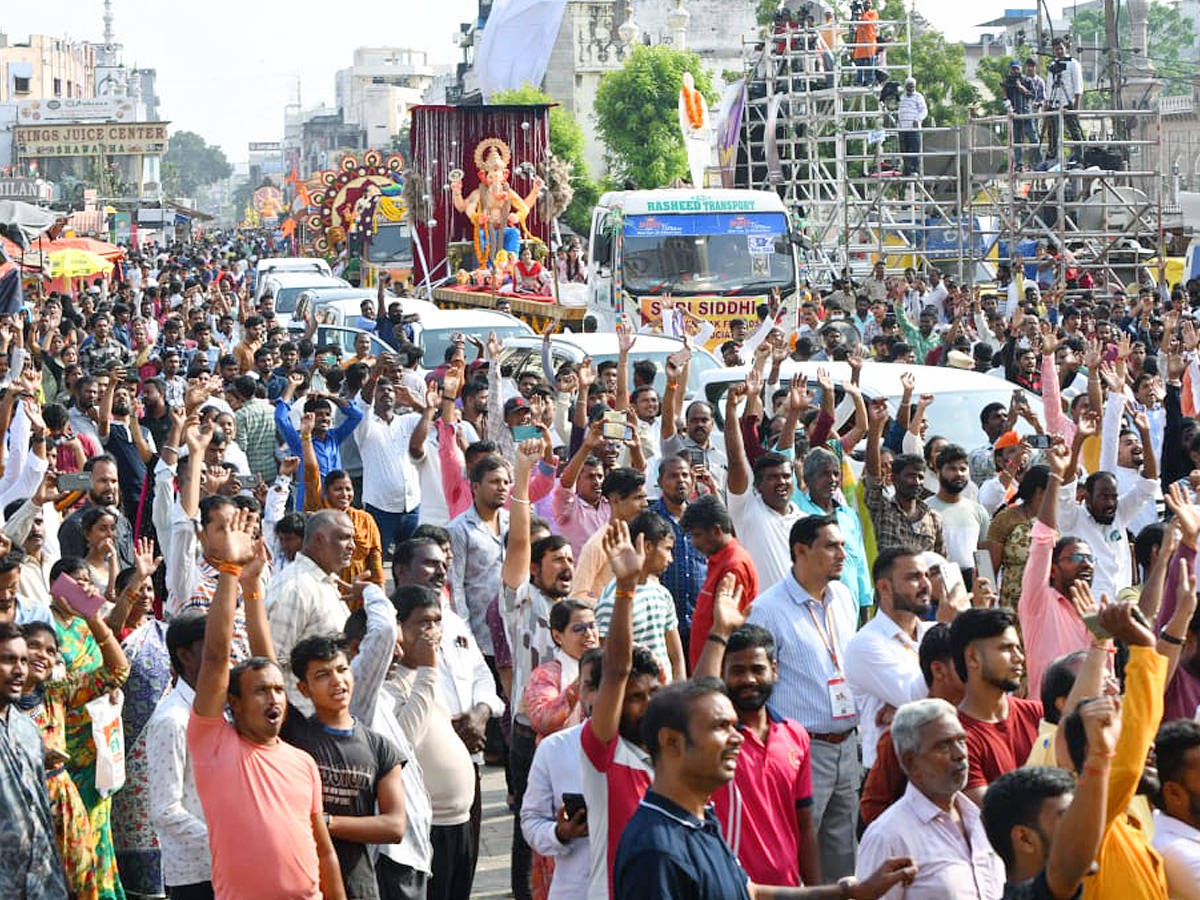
[260, 272, 351, 331]
[499, 332, 722, 400]
[253, 256, 332, 298]
[698, 361, 1045, 453]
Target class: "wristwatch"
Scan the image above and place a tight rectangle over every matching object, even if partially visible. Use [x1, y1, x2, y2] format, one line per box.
[323, 811, 332, 827]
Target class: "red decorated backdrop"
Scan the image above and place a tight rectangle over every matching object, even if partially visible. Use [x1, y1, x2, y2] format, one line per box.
[409, 104, 552, 283]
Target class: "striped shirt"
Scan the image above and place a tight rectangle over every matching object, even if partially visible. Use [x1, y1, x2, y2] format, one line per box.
[746, 573, 859, 735]
[595, 578, 680, 681]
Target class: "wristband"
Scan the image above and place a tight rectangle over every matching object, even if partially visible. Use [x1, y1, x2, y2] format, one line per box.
[1160, 629, 1186, 646]
[706, 633, 728, 646]
[614, 590, 636, 601]
[510, 497, 530, 505]
[215, 562, 244, 578]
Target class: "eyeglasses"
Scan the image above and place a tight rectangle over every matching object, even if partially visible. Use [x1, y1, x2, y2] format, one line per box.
[1066, 552, 1095, 565]
[570, 621, 599, 635]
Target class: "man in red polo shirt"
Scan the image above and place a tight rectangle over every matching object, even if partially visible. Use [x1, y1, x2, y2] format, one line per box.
[681, 495, 759, 669]
[580, 520, 663, 900]
[694, 576, 820, 887]
[950, 607, 1043, 805]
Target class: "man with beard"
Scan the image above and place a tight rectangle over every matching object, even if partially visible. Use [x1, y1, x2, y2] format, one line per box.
[1097, 381, 1162, 537]
[952, 608, 1043, 806]
[798, 447, 871, 611]
[1152, 719, 1200, 895]
[68, 374, 103, 442]
[747, 514, 860, 880]
[97, 367, 156, 521]
[865, 399, 947, 557]
[188, 507, 346, 900]
[0, 620, 70, 899]
[354, 378, 428, 557]
[448, 456, 511, 658]
[927, 444, 991, 584]
[612, 676, 917, 900]
[662, 400, 728, 495]
[502, 440, 577, 900]
[1020, 438, 1101, 694]
[845, 549, 957, 772]
[650, 456, 706, 652]
[57, 453, 137, 569]
[1059, 404, 1157, 605]
[857, 699, 1006, 898]
[581, 519, 663, 900]
[692, 583, 821, 888]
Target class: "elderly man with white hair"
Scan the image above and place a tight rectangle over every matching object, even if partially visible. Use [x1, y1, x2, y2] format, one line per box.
[856, 698, 1006, 899]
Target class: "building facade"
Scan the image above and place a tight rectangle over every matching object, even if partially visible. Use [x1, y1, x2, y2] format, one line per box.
[0, 33, 95, 103]
[335, 48, 441, 150]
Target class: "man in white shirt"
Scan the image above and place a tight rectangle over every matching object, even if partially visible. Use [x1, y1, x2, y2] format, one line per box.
[520, 653, 601, 900]
[146, 613, 212, 897]
[926, 444, 991, 583]
[1046, 37, 1084, 160]
[1153, 718, 1200, 900]
[897, 78, 928, 176]
[857, 699, 1006, 899]
[845, 549, 939, 770]
[265, 509, 353, 713]
[355, 378, 426, 556]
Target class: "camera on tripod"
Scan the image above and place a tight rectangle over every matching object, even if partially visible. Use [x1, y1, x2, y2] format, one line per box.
[1049, 57, 1067, 76]
[849, 0, 865, 20]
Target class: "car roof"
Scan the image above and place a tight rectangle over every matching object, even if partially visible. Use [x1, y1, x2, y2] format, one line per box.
[263, 272, 349, 288]
[417, 306, 533, 330]
[256, 256, 329, 271]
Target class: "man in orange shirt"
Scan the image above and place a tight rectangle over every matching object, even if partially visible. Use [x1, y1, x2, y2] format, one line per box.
[852, 0, 879, 86]
[187, 507, 346, 900]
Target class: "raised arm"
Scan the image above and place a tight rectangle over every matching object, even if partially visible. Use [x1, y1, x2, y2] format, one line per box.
[615, 323, 634, 412]
[590, 520, 643, 744]
[502, 438, 546, 592]
[724, 382, 752, 497]
[193, 507, 259, 718]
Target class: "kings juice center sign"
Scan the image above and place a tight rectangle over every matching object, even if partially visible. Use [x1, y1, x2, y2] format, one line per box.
[15, 123, 169, 158]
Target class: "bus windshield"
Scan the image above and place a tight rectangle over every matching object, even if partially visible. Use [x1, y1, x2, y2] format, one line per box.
[621, 212, 795, 296]
[367, 221, 413, 265]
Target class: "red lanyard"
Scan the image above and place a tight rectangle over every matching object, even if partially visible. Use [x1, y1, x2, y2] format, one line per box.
[806, 599, 842, 672]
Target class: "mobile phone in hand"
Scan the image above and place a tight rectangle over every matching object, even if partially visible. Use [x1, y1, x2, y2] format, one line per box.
[50, 573, 105, 620]
[562, 792, 587, 820]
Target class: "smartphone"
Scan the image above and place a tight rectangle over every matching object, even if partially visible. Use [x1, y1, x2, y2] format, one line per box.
[687, 448, 705, 467]
[50, 573, 106, 620]
[56, 472, 92, 493]
[562, 792, 587, 820]
[512, 425, 542, 442]
[973, 550, 996, 587]
[601, 410, 628, 441]
[1083, 606, 1152, 639]
[1027, 434, 1052, 450]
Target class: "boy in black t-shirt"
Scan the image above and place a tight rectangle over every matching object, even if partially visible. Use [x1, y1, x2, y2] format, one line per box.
[281, 628, 408, 900]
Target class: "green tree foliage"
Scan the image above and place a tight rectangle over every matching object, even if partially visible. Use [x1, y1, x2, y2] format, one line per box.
[975, 55, 1025, 116]
[492, 84, 598, 236]
[1069, 1, 1195, 97]
[593, 45, 716, 189]
[163, 130, 233, 198]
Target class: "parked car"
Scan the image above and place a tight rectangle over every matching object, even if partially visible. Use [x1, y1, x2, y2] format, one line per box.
[499, 333, 722, 400]
[253, 256, 332, 298]
[262, 272, 352, 330]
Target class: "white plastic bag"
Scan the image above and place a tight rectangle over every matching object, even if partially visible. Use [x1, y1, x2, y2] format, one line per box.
[85, 689, 126, 796]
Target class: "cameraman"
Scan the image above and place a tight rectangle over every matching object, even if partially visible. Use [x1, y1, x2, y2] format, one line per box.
[851, 0, 878, 86]
[1045, 37, 1083, 161]
[1003, 60, 1041, 167]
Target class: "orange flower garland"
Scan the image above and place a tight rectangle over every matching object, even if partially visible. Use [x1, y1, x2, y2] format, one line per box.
[683, 84, 705, 130]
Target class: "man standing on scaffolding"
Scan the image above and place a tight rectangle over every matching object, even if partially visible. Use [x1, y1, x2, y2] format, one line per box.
[852, 0, 879, 86]
[1045, 37, 1084, 162]
[897, 77, 927, 177]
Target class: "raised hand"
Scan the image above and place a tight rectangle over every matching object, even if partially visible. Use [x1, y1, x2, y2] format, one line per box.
[486, 330, 504, 361]
[788, 377, 812, 412]
[899, 371, 915, 394]
[200, 506, 260, 568]
[727, 382, 749, 402]
[1082, 337, 1103, 371]
[1097, 599, 1155, 648]
[443, 359, 465, 400]
[617, 322, 636, 354]
[602, 519, 645, 583]
[816, 367, 835, 394]
[867, 396, 889, 429]
[1040, 321, 1060, 356]
[1079, 694, 1122, 763]
[745, 367, 764, 399]
[1045, 436, 1072, 478]
[278, 456, 300, 479]
[578, 356, 596, 388]
[299, 411, 316, 438]
[1165, 481, 1200, 548]
[1068, 582, 1100, 620]
[710, 572, 748, 636]
[133, 537, 162, 580]
[516, 438, 544, 466]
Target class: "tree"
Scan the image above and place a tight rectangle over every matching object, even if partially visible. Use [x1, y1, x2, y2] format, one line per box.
[163, 130, 233, 198]
[593, 45, 717, 189]
[1069, 1, 1195, 98]
[492, 84, 598, 235]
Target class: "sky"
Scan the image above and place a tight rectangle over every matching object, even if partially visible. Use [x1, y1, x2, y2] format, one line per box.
[6, 0, 1042, 166]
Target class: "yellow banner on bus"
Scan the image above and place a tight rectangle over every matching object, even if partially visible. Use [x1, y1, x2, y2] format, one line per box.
[637, 294, 766, 351]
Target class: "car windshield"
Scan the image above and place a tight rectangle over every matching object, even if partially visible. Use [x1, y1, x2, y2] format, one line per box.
[367, 221, 414, 265]
[621, 212, 796, 296]
[274, 286, 312, 314]
[422, 326, 529, 369]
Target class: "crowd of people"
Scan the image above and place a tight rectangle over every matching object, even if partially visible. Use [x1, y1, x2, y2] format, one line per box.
[3, 235, 1200, 900]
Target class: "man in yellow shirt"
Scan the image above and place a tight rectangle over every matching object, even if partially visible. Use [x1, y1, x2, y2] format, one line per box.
[1061, 602, 1169, 900]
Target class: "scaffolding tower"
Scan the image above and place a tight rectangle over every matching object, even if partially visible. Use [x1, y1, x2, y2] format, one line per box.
[738, 23, 1167, 292]
[965, 107, 1164, 294]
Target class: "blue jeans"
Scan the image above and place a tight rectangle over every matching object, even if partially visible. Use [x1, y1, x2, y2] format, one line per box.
[366, 503, 420, 559]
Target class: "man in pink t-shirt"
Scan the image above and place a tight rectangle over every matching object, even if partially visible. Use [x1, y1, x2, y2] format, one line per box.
[186, 505, 345, 900]
[580, 520, 662, 900]
[1018, 437, 1096, 695]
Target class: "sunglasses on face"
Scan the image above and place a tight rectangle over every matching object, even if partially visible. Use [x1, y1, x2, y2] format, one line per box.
[1065, 552, 1095, 565]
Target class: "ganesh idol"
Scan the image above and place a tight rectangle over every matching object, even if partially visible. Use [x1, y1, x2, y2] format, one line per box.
[450, 137, 544, 268]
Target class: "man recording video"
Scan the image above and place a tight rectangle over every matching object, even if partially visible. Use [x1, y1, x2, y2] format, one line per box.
[1045, 37, 1083, 162]
[1003, 61, 1041, 166]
